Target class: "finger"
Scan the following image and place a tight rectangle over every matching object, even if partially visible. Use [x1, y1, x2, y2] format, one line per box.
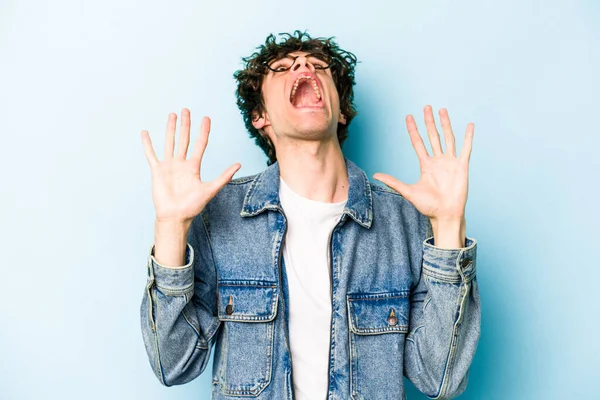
[208, 163, 242, 193]
[191, 116, 211, 165]
[176, 108, 191, 159]
[459, 123, 475, 163]
[405, 114, 430, 162]
[439, 108, 457, 157]
[372, 173, 414, 200]
[423, 105, 443, 156]
[141, 130, 159, 168]
[164, 112, 177, 160]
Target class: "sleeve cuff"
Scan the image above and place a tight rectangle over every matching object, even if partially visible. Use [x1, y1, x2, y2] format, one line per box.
[422, 237, 477, 283]
[146, 243, 195, 295]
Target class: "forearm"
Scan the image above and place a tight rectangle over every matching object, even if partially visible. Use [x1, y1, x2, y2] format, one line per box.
[404, 237, 480, 399]
[141, 255, 213, 386]
[141, 216, 220, 386]
[153, 219, 192, 267]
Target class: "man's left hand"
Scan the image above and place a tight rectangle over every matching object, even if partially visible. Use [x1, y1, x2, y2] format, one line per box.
[373, 105, 474, 248]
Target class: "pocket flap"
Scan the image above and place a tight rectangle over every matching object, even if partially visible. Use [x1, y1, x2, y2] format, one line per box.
[347, 292, 409, 334]
[218, 282, 279, 322]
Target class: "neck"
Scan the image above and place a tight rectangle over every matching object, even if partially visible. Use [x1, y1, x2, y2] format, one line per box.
[276, 137, 348, 203]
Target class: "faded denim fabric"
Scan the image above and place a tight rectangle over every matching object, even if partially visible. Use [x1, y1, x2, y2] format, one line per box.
[140, 158, 480, 400]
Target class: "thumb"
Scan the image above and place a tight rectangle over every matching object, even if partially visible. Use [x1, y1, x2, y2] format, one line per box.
[209, 163, 242, 193]
[373, 173, 414, 200]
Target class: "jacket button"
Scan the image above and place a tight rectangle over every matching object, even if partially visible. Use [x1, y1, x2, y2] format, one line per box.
[461, 258, 473, 269]
[387, 308, 398, 326]
[225, 295, 234, 315]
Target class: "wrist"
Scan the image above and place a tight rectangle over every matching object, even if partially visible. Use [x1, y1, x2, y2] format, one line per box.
[430, 217, 466, 249]
[155, 217, 192, 230]
[153, 219, 192, 267]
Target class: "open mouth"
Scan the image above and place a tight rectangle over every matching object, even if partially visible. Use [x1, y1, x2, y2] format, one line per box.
[289, 74, 323, 108]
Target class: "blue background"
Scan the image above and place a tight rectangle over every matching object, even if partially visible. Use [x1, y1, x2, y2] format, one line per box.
[1, 0, 598, 398]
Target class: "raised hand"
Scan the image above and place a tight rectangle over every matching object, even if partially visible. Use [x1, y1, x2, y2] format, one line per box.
[142, 108, 241, 225]
[373, 105, 474, 247]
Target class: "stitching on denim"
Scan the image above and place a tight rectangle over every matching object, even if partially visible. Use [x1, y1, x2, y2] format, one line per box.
[327, 226, 341, 399]
[422, 268, 463, 283]
[146, 282, 156, 332]
[150, 288, 167, 385]
[369, 181, 402, 196]
[423, 263, 476, 284]
[347, 294, 410, 334]
[240, 171, 262, 216]
[347, 292, 410, 300]
[218, 281, 277, 287]
[229, 173, 259, 185]
[423, 296, 432, 312]
[217, 319, 275, 396]
[347, 292, 407, 398]
[199, 209, 222, 343]
[349, 322, 359, 399]
[412, 324, 425, 335]
[350, 325, 409, 335]
[217, 285, 279, 322]
[362, 169, 373, 226]
[155, 282, 194, 296]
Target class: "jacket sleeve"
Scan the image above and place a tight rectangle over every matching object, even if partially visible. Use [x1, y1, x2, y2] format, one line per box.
[403, 218, 480, 399]
[140, 212, 221, 386]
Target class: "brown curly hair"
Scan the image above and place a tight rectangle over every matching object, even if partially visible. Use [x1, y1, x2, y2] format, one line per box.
[233, 30, 358, 165]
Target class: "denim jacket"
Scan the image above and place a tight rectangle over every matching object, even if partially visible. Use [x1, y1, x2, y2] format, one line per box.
[140, 158, 480, 400]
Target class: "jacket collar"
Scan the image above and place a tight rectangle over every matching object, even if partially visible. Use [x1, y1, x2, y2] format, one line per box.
[240, 158, 373, 229]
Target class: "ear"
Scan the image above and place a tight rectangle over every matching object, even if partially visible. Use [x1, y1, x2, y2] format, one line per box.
[339, 113, 347, 125]
[252, 109, 271, 131]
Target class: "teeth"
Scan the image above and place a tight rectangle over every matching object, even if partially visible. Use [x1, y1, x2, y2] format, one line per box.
[290, 75, 321, 102]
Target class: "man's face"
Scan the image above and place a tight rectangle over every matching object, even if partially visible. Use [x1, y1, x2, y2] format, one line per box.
[252, 51, 347, 144]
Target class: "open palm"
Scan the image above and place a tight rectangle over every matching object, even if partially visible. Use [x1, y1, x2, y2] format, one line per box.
[373, 105, 474, 222]
[141, 109, 241, 224]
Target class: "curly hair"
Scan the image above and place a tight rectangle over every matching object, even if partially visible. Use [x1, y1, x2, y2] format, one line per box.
[233, 30, 358, 165]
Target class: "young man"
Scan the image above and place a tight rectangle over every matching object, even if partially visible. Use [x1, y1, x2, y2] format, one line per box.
[140, 31, 479, 400]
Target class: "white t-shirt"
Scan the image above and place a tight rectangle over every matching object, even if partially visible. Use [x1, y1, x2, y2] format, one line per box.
[278, 177, 347, 400]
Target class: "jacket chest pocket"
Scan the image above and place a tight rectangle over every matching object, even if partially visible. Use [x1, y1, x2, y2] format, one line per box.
[347, 292, 410, 400]
[213, 282, 279, 397]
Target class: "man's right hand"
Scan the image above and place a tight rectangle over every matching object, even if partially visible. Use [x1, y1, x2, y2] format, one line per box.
[141, 108, 241, 226]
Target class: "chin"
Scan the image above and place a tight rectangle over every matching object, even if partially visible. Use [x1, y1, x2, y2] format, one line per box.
[291, 119, 336, 139]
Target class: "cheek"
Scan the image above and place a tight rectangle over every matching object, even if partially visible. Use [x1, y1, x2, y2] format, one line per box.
[263, 85, 286, 111]
[329, 85, 342, 108]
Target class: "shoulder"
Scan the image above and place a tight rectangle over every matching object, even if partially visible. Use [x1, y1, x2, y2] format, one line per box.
[226, 173, 261, 186]
[368, 180, 430, 234]
[369, 180, 412, 208]
[201, 171, 262, 217]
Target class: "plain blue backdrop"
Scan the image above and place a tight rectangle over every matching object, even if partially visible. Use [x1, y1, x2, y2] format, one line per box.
[1, 0, 598, 399]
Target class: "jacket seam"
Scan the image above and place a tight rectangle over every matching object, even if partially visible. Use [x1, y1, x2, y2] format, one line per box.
[432, 277, 471, 399]
[228, 174, 259, 185]
[200, 210, 222, 342]
[155, 282, 194, 296]
[422, 266, 476, 284]
[150, 288, 167, 385]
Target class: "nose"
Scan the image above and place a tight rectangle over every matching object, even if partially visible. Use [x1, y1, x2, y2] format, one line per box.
[291, 56, 315, 72]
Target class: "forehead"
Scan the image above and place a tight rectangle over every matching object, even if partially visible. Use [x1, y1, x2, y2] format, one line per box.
[285, 51, 310, 57]
[276, 50, 327, 59]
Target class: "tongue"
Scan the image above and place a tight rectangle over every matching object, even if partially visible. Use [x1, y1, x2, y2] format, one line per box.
[292, 81, 320, 107]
